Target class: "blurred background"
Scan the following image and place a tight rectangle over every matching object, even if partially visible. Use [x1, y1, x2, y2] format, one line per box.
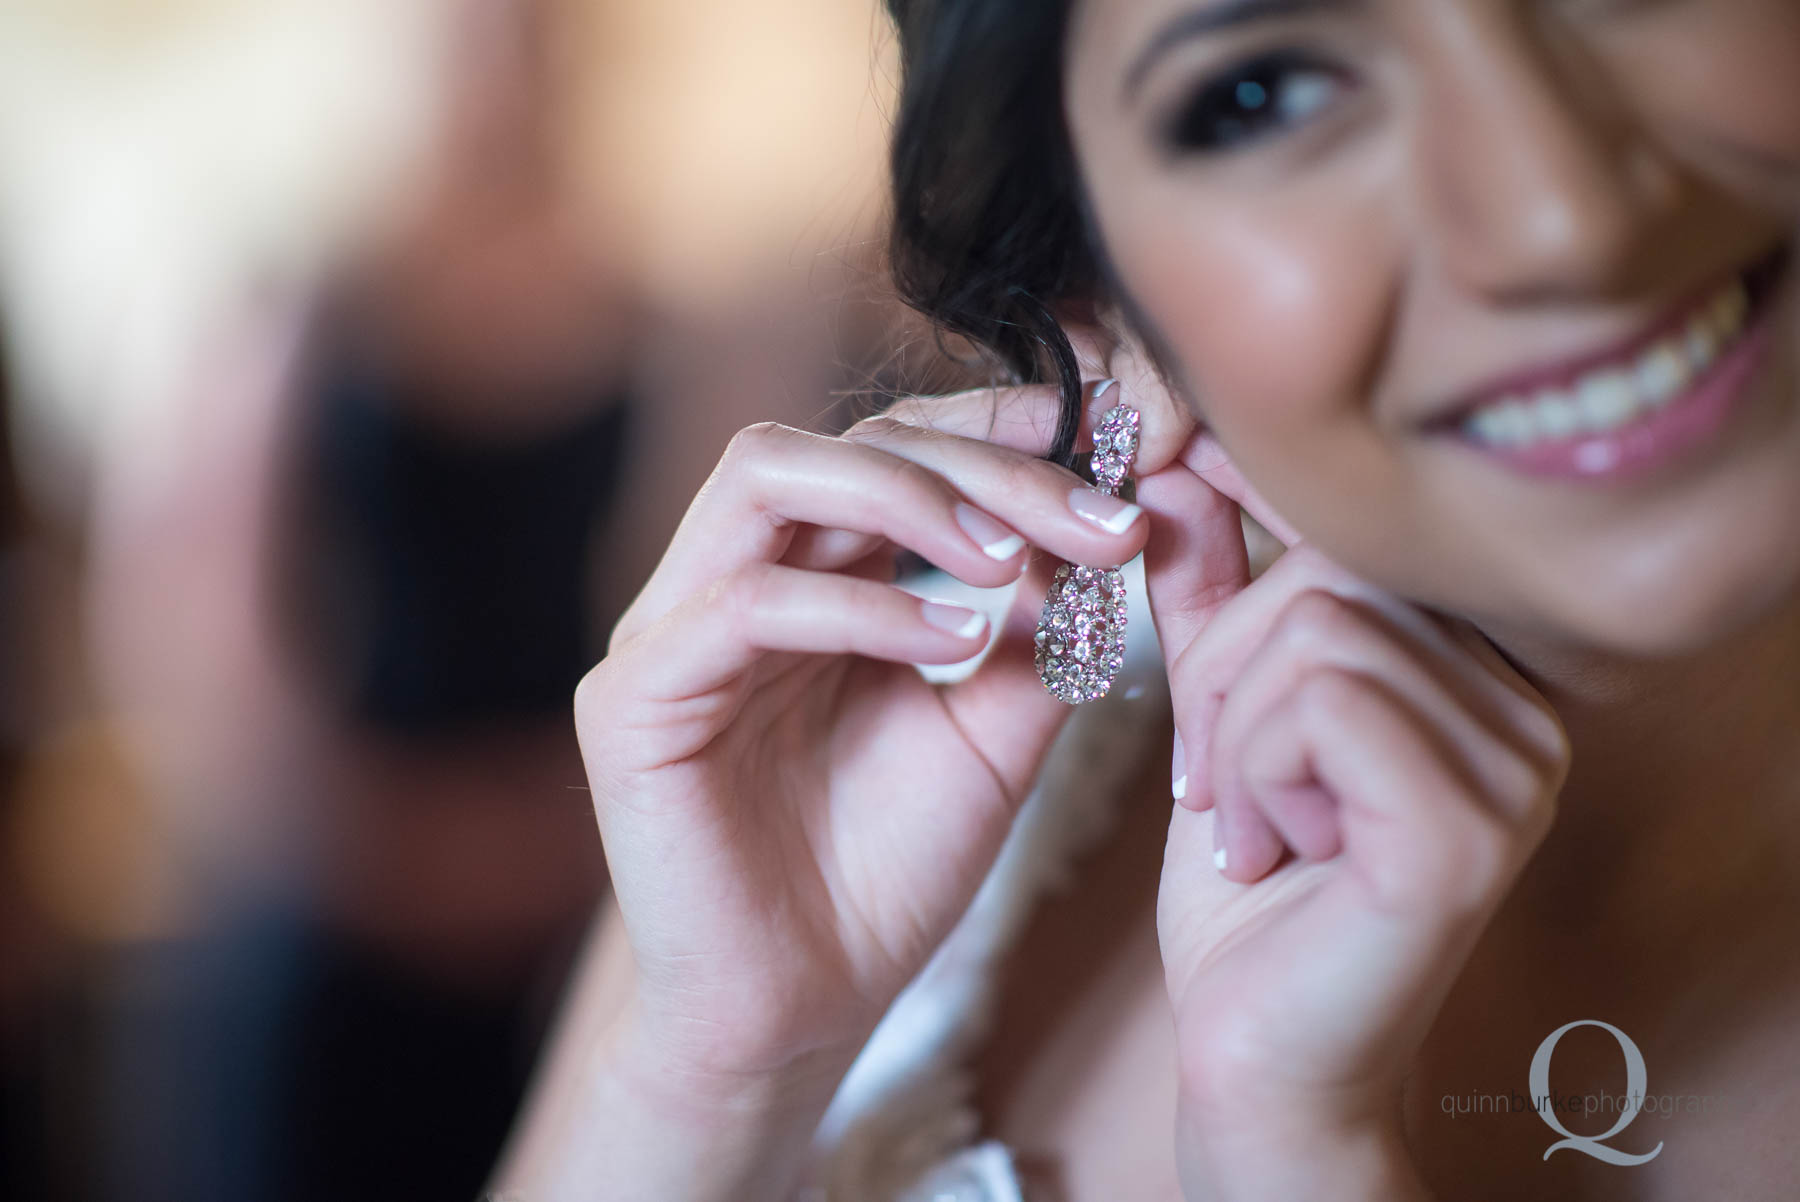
[0, 1, 953, 1197]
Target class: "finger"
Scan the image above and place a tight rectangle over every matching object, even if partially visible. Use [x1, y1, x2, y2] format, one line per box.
[1150, 494, 1523, 753]
[1441, 617, 1571, 769]
[1211, 590, 1554, 843]
[595, 560, 994, 738]
[1211, 776, 1290, 883]
[880, 383, 1070, 456]
[838, 543, 903, 583]
[1137, 463, 1253, 666]
[1262, 667, 1550, 917]
[1170, 545, 1365, 700]
[615, 422, 1045, 645]
[933, 547, 1087, 806]
[1136, 459, 1252, 812]
[1067, 322, 1201, 471]
[780, 525, 887, 572]
[1160, 543, 1369, 817]
[1248, 779, 1341, 863]
[1176, 428, 1304, 548]
[841, 415, 1149, 568]
[1231, 669, 1546, 1074]
[881, 372, 1197, 479]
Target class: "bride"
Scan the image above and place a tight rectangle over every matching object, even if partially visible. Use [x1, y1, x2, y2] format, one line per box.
[490, 0, 1800, 1197]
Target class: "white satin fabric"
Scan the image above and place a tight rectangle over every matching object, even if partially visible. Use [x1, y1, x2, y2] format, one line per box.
[801, 553, 1171, 1202]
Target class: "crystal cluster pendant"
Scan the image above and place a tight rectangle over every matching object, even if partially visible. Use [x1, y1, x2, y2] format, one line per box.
[1034, 403, 1140, 704]
[1034, 562, 1129, 703]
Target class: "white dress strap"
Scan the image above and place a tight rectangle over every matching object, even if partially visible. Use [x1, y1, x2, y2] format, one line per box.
[895, 1142, 1026, 1202]
[802, 555, 1171, 1202]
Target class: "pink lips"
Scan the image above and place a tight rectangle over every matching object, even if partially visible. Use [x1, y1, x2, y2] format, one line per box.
[1441, 282, 1736, 420]
[1467, 315, 1776, 481]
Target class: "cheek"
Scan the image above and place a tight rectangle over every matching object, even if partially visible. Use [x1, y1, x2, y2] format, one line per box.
[1628, 0, 1800, 167]
[1104, 186, 1405, 516]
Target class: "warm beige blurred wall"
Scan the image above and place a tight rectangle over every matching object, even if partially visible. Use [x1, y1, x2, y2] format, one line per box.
[0, 0, 898, 516]
[0, 0, 449, 515]
[560, 0, 896, 311]
[0, 0, 904, 941]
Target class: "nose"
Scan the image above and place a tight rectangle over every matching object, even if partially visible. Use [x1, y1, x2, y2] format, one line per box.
[1411, 13, 1686, 304]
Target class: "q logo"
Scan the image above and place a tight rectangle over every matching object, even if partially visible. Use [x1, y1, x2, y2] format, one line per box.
[1529, 1020, 1664, 1166]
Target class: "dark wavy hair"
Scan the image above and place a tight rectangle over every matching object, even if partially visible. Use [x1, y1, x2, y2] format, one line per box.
[883, 0, 1105, 474]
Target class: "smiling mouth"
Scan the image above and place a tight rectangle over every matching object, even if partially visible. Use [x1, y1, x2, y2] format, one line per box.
[1430, 242, 1791, 453]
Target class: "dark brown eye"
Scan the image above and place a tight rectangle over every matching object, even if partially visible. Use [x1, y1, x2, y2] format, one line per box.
[1163, 51, 1345, 154]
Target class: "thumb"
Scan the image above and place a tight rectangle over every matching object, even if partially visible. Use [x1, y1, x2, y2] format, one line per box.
[1135, 458, 1252, 813]
[1178, 429, 1304, 549]
[1136, 462, 1252, 669]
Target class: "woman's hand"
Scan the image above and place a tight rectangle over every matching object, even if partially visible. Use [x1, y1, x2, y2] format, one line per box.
[569, 382, 1162, 1194]
[1137, 433, 1570, 1201]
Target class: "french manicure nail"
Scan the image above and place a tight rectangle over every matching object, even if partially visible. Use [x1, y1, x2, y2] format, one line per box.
[921, 599, 988, 639]
[1069, 488, 1143, 535]
[1091, 377, 1119, 403]
[954, 501, 1025, 561]
[1214, 845, 1229, 872]
[1172, 728, 1187, 801]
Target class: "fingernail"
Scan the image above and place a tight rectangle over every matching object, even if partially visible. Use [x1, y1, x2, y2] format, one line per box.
[1069, 488, 1143, 535]
[1090, 377, 1119, 403]
[1213, 845, 1228, 872]
[921, 599, 988, 639]
[1171, 728, 1187, 801]
[954, 501, 1025, 561]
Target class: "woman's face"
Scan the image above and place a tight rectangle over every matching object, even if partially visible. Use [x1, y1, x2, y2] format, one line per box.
[1065, 0, 1800, 656]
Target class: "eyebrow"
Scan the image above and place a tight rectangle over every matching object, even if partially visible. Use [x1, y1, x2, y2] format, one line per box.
[1122, 0, 1356, 103]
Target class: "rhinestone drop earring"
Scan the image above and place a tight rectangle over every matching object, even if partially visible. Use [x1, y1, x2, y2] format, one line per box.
[1033, 396, 1141, 704]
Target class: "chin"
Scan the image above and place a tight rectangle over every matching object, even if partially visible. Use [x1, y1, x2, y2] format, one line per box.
[1526, 517, 1800, 660]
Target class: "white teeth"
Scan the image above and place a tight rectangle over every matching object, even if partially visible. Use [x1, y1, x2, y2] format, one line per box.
[1536, 389, 1582, 439]
[1634, 345, 1688, 409]
[1461, 276, 1753, 449]
[1469, 401, 1535, 447]
[1576, 370, 1636, 431]
[1684, 323, 1718, 373]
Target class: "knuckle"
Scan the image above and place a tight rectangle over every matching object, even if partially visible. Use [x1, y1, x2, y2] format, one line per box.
[884, 452, 948, 497]
[681, 563, 773, 653]
[1485, 744, 1550, 817]
[1518, 753, 1564, 843]
[1521, 701, 1573, 777]
[1275, 589, 1369, 655]
[722, 420, 771, 460]
[1272, 543, 1359, 590]
[572, 658, 615, 728]
[1527, 782, 1562, 847]
[1003, 450, 1075, 501]
[1292, 663, 1374, 726]
[1494, 705, 1570, 832]
[722, 420, 802, 467]
[572, 664, 630, 797]
[854, 454, 952, 520]
[842, 413, 906, 443]
[873, 396, 931, 429]
[712, 562, 775, 632]
[1444, 814, 1514, 901]
[605, 614, 638, 661]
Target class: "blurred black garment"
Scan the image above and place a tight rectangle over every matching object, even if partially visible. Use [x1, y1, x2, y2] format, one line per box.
[94, 312, 630, 1202]
[96, 898, 568, 1202]
[0, 329, 52, 1202]
[295, 313, 632, 734]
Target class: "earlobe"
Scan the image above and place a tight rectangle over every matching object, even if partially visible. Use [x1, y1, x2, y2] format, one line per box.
[1063, 321, 1198, 477]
